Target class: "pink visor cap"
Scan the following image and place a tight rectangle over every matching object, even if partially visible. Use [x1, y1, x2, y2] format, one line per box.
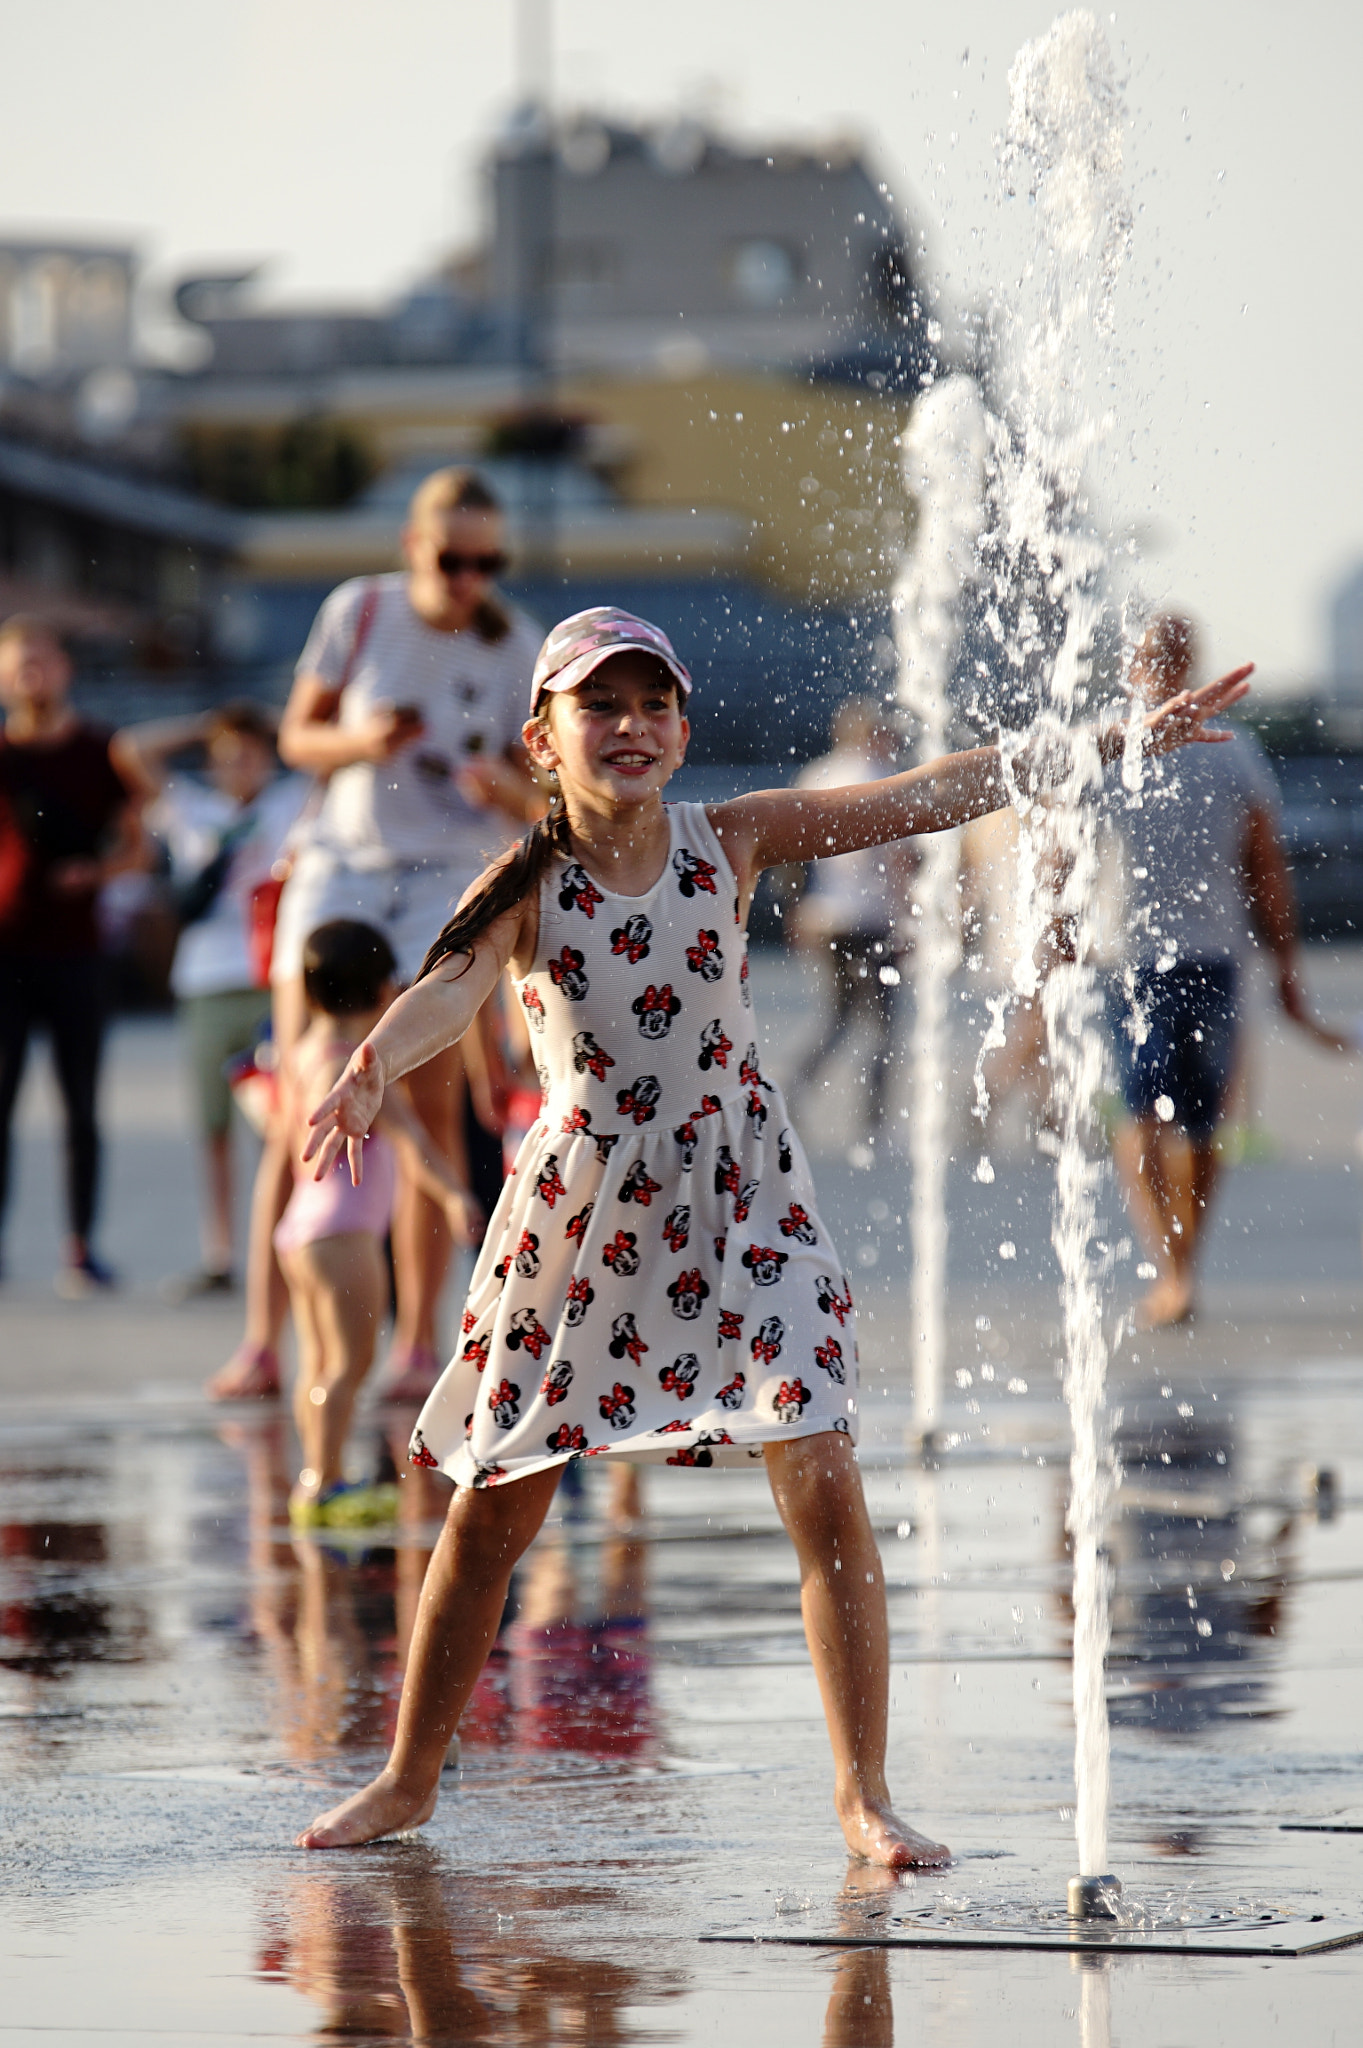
[530, 607, 692, 713]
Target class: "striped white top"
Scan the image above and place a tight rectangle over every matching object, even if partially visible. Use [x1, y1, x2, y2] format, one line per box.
[299, 572, 541, 872]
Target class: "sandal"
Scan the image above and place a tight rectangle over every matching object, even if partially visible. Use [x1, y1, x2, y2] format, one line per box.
[289, 1480, 400, 1529]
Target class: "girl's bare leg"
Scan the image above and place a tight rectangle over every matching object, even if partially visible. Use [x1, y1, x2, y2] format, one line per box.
[765, 1431, 949, 1868]
[289, 1234, 385, 1496]
[209, 971, 309, 1398]
[296, 1462, 562, 1847]
[283, 1252, 323, 1484]
[206, 1140, 292, 1395]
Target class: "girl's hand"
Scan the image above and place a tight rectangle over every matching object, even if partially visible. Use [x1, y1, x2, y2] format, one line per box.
[1142, 664, 1254, 755]
[303, 1041, 385, 1184]
[441, 1185, 486, 1247]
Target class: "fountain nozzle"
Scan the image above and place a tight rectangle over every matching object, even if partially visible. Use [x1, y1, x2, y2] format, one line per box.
[1068, 1874, 1122, 1922]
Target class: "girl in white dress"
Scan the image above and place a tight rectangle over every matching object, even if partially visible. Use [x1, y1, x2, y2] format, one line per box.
[296, 606, 1250, 1862]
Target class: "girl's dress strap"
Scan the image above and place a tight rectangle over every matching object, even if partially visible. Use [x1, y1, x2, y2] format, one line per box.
[671, 798, 740, 897]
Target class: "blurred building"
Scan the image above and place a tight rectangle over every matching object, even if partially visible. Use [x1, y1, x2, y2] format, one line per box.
[0, 117, 930, 757]
[0, 238, 134, 380]
[484, 114, 918, 375]
[167, 117, 921, 384]
[1328, 560, 1363, 699]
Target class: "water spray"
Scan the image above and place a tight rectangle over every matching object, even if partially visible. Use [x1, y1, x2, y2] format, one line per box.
[895, 376, 986, 1445]
[986, 9, 1132, 1899]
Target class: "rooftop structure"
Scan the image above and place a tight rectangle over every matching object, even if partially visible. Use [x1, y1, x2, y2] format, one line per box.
[169, 114, 924, 386]
[0, 237, 135, 381]
[483, 112, 922, 376]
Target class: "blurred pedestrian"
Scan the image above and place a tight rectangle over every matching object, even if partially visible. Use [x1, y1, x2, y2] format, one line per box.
[213, 467, 543, 1404]
[1108, 614, 1346, 1327]
[270, 920, 480, 1526]
[111, 701, 309, 1297]
[0, 616, 148, 1293]
[789, 697, 914, 1149]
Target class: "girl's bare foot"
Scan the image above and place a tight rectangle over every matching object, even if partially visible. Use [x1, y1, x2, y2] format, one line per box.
[837, 1793, 950, 1869]
[295, 1768, 438, 1849]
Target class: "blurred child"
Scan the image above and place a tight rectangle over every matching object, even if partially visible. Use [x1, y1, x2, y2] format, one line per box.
[271, 920, 481, 1525]
[111, 701, 307, 1297]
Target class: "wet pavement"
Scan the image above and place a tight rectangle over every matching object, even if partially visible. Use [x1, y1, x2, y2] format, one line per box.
[4, 951, 1363, 2042]
[5, 1358, 1363, 2045]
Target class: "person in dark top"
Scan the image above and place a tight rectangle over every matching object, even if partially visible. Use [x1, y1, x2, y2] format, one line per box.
[0, 616, 148, 1293]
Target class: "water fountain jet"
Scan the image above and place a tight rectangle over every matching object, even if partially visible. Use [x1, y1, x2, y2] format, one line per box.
[980, 8, 1133, 1903]
[1068, 1874, 1122, 1923]
[895, 376, 986, 1447]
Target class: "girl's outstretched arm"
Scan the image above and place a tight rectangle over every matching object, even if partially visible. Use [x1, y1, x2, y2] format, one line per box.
[711, 665, 1253, 880]
[303, 902, 522, 1184]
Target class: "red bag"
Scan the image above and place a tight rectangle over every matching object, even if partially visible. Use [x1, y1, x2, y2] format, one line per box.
[248, 871, 287, 989]
[247, 581, 380, 989]
[225, 1035, 279, 1137]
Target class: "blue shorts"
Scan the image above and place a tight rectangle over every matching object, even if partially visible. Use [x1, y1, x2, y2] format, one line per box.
[1107, 960, 1239, 1143]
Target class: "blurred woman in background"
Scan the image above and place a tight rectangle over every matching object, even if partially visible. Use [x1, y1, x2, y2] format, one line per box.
[212, 468, 543, 1403]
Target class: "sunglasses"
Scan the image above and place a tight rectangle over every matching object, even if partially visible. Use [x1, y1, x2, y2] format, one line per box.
[436, 548, 508, 578]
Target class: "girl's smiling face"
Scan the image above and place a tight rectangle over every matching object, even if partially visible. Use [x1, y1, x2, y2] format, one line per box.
[525, 652, 689, 808]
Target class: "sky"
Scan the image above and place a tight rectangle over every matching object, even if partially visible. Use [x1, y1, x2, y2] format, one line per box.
[0, 0, 1356, 685]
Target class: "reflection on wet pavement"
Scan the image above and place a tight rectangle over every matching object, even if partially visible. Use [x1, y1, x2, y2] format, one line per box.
[263, 1850, 688, 2043]
[4, 1368, 1363, 2043]
[1107, 1403, 1290, 1736]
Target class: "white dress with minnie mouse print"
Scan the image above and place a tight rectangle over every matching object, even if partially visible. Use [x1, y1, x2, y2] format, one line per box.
[411, 802, 858, 1487]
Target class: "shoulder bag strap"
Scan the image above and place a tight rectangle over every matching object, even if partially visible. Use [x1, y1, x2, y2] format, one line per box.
[294, 576, 382, 820]
[337, 579, 380, 693]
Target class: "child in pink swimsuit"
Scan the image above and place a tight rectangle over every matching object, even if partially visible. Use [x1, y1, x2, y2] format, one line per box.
[270, 919, 481, 1525]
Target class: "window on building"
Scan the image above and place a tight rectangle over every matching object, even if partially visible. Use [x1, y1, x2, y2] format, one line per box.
[728, 239, 799, 309]
[555, 241, 617, 313]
